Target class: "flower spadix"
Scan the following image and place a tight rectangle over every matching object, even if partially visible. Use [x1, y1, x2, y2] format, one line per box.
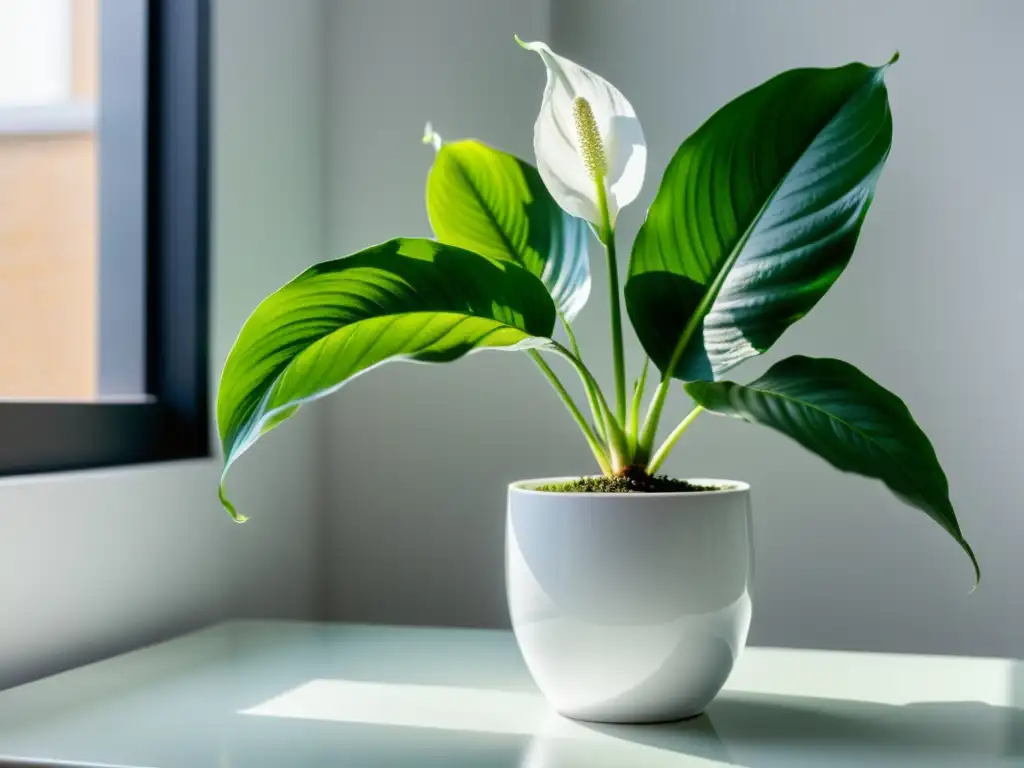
[516, 36, 646, 232]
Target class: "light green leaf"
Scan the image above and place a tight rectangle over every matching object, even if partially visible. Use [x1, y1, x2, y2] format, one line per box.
[627, 58, 896, 382]
[426, 138, 590, 320]
[686, 355, 979, 586]
[216, 238, 556, 520]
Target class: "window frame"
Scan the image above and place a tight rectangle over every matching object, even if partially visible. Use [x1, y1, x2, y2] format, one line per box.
[0, 0, 211, 476]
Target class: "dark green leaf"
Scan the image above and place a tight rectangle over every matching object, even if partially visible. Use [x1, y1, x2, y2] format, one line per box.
[216, 238, 556, 519]
[687, 355, 979, 585]
[427, 139, 590, 320]
[627, 59, 895, 381]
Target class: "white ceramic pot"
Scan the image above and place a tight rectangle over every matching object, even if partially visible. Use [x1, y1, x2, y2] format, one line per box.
[506, 478, 753, 724]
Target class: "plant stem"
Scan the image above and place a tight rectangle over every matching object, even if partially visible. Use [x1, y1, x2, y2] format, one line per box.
[596, 183, 627, 429]
[636, 210, 759, 462]
[636, 377, 671, 465]
[605, 233, 627, 426]
[529, 350, 611, 474]
[599, 392, 630, 472]
[626, 357, 649, 451]
[560, 313, 607, 444]
[549, 340, 629, 473]
[646, 406, 704, 475]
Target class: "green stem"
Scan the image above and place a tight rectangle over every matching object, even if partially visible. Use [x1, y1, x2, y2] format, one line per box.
[599, 393, 630, 472]
[596, 182, 627, 428]
[637, 377, 671, 465]
[646, 406, 704, 475]
[529, 350, 611, 474]
[560, 312, 607, 444]
[626, 358, 649, 451]
[549, 341, 629, 473]
[636, 182, 777, 464]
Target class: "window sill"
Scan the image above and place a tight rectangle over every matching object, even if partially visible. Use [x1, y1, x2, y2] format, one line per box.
[0, 102, 96, 135]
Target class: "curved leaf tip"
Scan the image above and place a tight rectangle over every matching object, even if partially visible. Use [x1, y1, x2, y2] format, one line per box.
[627, 61, 894, 382]
[961, 537, 980, 593]
[686, 356, 978, 589]
[218, 483, 248, 523]
[216, 237, 559, 522]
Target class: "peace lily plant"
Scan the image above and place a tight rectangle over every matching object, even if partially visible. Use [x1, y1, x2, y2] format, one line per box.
[216, 41, 978, 589]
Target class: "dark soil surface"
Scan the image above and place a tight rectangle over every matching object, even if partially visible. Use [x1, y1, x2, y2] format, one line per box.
[535, 469, 722, 494]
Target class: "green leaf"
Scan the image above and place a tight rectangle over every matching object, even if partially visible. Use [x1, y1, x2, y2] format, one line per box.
[686, 355, 979, 586]
[627, 58, 896, 382]
[216, 238, 557, 520]
[427, 139, 590, 320]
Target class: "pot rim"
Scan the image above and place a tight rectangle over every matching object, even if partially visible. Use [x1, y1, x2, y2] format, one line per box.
[509, 476, 750, 497]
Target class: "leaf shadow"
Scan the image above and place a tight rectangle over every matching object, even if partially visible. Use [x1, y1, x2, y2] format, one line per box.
[624, 271, 713, 381]
[572, 684, 1024, 768]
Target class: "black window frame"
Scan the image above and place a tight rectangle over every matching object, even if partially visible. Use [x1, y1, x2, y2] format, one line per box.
[0, 0, 211, 475]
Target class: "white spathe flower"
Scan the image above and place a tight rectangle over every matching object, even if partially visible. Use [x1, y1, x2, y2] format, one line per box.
[517, 37, 646, 232]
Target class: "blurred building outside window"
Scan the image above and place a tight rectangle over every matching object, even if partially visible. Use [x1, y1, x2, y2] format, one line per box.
[0, 0, 98, 399]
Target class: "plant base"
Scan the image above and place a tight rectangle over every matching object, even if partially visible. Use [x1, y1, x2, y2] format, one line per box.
[535, 468, 720, 494]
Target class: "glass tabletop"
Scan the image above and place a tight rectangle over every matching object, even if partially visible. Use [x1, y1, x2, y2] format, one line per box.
[0, 621, 1019, 767]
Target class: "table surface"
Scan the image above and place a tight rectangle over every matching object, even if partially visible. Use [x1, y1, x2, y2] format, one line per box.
[0, 621, 1020, 767]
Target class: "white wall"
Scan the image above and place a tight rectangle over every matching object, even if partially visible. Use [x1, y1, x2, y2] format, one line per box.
[322, 0, 560, 628]
[0, 0, 329, 690]
[18, 0, 1006, 670]
[552, 0, 1023, 658]
[323, 0, 1023, 658]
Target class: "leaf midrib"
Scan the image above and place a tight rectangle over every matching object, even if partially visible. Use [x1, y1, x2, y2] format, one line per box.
[449, 152, 525, 267]
[730, 379, 959, 534]
[229, 309, 535, 454]
[662, 70, 883, 380]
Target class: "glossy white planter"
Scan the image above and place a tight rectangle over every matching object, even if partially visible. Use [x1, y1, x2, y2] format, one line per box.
[506, 478, 753, 723]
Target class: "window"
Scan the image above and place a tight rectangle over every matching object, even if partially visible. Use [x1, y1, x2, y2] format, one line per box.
[0, 0, 97, 398]
[0, 0, 209, 474]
